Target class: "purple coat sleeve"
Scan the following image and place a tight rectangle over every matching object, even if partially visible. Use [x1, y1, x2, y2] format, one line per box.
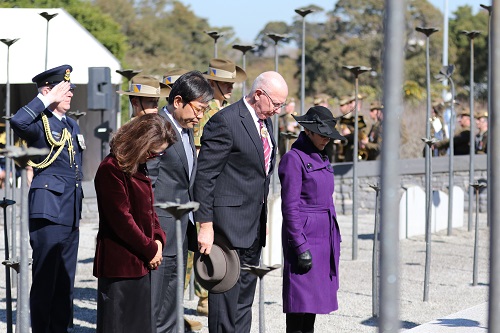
[279, 150, 310, 255]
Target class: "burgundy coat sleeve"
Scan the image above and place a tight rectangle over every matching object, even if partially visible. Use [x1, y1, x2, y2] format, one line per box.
[93, 156, 166, 278]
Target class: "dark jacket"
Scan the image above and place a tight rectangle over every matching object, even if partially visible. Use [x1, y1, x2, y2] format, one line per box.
[93, 155, 165, 278]
[194, 98, 276, 248]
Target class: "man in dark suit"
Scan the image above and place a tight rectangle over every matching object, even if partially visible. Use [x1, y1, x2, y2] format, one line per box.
[147, 71, 213, 333]
[195, 71, 288, 333]
[10, 64, 84, 333]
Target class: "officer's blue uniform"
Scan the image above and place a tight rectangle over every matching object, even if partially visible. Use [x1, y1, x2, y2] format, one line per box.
[10, 65, 84, 333]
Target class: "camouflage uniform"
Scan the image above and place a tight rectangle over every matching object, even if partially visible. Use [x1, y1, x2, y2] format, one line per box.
[193, 99, 229, 148]
[475, 130, 488, 154]
[364, 121, 382, 160]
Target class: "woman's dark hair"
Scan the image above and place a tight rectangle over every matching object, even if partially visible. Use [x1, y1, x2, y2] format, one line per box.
[168, 70, 213, 105]
[110, 113, 176, 175]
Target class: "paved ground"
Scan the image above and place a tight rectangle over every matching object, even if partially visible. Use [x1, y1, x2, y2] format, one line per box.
[0, 212, 489, 332]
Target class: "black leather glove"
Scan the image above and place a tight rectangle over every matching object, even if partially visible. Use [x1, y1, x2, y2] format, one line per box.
[297, 249, 312, 273]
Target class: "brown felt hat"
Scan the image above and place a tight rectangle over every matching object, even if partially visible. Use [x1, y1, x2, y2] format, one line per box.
[194, 233, 240, 293]
[203, 58, 247, 83]
[162, 68, 190, 86]
[117, 75, 171, 97]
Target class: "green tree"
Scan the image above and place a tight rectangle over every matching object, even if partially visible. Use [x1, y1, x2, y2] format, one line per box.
[449, 5, 488, 99]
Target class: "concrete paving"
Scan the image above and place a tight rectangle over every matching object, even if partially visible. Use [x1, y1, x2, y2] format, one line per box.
[0, 211, 490, 332]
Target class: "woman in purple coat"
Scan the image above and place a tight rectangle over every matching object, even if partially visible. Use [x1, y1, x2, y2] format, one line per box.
[278, 106, 345, 333]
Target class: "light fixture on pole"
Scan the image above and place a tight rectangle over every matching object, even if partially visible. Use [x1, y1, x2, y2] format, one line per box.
[39, 12, 58, 70]
[460, 30, 481, 233]
[116, 69, 142, 119]
[415, 27, 439, 245]
[342, 65, 371, 261]
[232, 44, 254, 95]
[205, 30, 223, 58]
[266, 32, 287, 195]
[295, 8, 315, 116]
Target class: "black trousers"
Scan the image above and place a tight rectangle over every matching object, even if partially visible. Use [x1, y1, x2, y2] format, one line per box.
[286, 313, 316, 333]
[97, 274, 152, 333]
[208, 236, 262, 333]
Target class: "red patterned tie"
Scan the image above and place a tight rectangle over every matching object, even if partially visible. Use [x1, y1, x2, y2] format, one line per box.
[259, 119, 271, 175]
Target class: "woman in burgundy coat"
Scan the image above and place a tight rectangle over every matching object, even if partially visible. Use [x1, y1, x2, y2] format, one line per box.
[278, 106, 345, 333]
[93, 114, 176, 333]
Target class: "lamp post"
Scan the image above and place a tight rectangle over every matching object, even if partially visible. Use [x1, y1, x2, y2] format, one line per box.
[116, 69, 142, 119]
[480, 4, 492, 229]
[39, 12, 58, 70]
[379, 1, 404, 330]
[460, 30, 481, 233]
[435, 65, 456, 240]
[471, 181, 487, 286]
[205, 30, 223, 58]
[266, 33, 287, 195]
[232, 44, 254, 95]
[369, 183, 381, 318]
[295, 8, 315, 116]
[421, 137, 438, 302]
[342, 65, 371, 261]
[154, 200, 199, 333]
[416, 27, 439, 242]
[1, 38, 20, 273]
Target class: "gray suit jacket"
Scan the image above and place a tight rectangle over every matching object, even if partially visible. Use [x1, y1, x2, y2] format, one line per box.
[147, 108, 198, 255]
[194, 99, 276, 248]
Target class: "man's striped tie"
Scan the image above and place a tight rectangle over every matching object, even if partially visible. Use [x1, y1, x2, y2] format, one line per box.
[259, 119, 271, 175]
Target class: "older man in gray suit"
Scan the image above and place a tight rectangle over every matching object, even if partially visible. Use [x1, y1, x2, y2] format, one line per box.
[195, 71, 288, 333]
[147, 71, 213, 333]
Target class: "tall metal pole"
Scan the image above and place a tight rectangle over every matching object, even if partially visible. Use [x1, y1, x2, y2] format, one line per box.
[379, 0, 404, 330]
[488, 1, 500, 331]
[267, 33, 286, 196]
[436, 66, 456, 240]
[295, 8, 315, 116]
[0, 198, 16, 333]
[343, 65, 371, 261]
[154, 201, 199, 333]
[1, 38, 19, 275]
[442, 0, 449, 102]
[422, 138, 438, 302]
[416, 27, 439, 242]
[39, 12, 58, 70]
[471, 182, 486, 286]
[369, 183, 381, 318]
[232, 44, 255, 96]
[461, 30, 481, 232]
[205, 31, 223, 58]
[480, 4, 492, 228]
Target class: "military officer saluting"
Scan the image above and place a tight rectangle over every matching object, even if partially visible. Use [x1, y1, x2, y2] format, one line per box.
[10, 64, 84, 333]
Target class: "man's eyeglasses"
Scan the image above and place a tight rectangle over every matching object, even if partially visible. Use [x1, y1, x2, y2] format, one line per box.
[147, 149, 167, 160]
[188, 102, 210, 117]
[261, 89, 286, 110]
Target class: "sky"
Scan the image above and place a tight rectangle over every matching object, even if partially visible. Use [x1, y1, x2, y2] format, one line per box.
[177, 0, 486, 43]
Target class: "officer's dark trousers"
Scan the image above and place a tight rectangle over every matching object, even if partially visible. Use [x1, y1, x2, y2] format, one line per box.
[29, 219, 79, 333]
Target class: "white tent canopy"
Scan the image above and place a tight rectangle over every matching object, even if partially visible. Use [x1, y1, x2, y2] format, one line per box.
[0, 8, 122, 85]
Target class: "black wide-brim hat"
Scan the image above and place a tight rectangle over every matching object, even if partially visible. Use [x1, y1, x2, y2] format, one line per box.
[293, 106, 346, 141]
[194, 233, 240, 294]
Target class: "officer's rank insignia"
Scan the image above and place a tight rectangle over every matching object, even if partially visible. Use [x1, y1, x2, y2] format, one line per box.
[52, 131, 62, 140]
[64, 69, 71, 81]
